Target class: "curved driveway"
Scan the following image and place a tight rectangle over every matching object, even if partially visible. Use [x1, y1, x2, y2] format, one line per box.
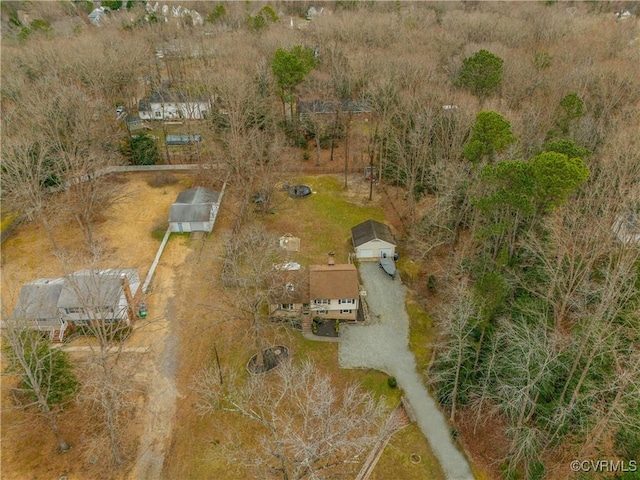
[339, 262, 474, 480]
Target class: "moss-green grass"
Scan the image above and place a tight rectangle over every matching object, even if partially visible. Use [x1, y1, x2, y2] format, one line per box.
[0, 211, 18, 232]
[406, 294, 436, 371]
[370, 424, 446, 480]
[266, 175, 385, 265]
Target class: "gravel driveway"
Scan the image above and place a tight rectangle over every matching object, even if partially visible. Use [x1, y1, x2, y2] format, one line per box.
[339, 262, 474, 480]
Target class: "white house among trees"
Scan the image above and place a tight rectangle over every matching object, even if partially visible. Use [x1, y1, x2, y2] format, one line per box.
[12, 278, 65, 338]
[138, 90, 211, 120]
[351, 219, 396, 261]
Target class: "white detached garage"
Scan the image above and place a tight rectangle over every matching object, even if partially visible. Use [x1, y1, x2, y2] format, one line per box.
[351, 219, 396, 261]
[169, 187, 221, 233]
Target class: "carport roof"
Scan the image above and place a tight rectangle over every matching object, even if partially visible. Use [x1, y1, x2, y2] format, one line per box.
[351, 220, 395, 247]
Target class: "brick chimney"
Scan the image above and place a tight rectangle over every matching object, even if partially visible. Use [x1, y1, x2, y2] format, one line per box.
[120, 274, 136, 322]
[328, 251, 335, 266]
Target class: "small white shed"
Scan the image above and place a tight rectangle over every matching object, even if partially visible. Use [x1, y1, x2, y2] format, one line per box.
[169, 187, 220, 233]
[613, 213, 640, 244]
[351, 219, 396, 261]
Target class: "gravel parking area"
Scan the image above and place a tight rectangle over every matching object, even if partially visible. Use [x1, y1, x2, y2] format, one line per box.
[339, 262, 474, 480]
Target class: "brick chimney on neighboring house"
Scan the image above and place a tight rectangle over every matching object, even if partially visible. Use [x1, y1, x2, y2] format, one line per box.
[120, 274, 136, 323]
[328, 251, 335, 266]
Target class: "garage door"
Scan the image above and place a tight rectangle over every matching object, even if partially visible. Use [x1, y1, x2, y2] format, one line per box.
[380, 248, 393, 258]
[358, 249, 373, 258]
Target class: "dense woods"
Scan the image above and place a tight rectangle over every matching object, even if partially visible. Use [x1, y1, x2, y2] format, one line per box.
[2, 1, 639, 479]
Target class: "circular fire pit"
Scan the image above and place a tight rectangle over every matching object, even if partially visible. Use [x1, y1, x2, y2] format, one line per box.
[246, 345, 290, 375]
[287, 185, 312, 198]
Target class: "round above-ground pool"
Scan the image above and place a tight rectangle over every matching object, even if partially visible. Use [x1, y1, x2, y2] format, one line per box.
[287, 184, 312, 198]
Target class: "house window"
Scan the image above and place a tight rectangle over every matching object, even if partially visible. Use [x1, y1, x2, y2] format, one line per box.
[281, 304, 294, 310]
[314, 299, 330, 305]
[286, 283, 295, 292]
[340, 309, 352, 314]
[154, 111, 162, 118]
[338, 299, 354, 305]
[64, 307, 84, 314]
[317, 309, 328, 315]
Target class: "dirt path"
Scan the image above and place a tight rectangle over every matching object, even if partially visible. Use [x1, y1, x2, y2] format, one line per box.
[128, 236, 189, 480]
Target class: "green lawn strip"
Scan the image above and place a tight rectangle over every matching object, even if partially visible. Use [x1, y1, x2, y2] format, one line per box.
[0, 210, 18, 232]
[269, 175, 385, 264]
[370, 424, 446, 480]
[405, 293, 436, 371]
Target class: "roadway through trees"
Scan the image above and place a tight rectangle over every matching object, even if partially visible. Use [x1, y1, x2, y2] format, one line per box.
[339, 262, 474, 480]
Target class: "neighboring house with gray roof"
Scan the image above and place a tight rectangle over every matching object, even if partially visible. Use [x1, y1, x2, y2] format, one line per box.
[351, 219, 396, 261]
[297, 99, 372, 119]
[12, 269, 141, 341]
[58, 269, 141, 325]
[169, 186, 221, 233]
[12, 278, 65, 339]
[88, 6, 109, 25]
[138, 90, 211, 120]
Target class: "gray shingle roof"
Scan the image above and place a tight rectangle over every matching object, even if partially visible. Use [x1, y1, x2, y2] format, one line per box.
[351, 219, 395, 247]
[169, 187, 219, 223]
[147, 90, 209, 104]
[297, 99, 371, 115]
[58, 269, 139, 309]
[13, 279, 64, 321]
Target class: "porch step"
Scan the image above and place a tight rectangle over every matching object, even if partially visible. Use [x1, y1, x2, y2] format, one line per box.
[301, 315, 312, 335]
[51, 330, 64, 343]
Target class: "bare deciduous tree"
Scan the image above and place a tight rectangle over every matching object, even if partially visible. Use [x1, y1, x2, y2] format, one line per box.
[0, 136, 61, 251]
[219, 224, 287, 367]
[428, 284, 480, 423]
[195, 359, 385, 480]
[60, 267, 143, 467]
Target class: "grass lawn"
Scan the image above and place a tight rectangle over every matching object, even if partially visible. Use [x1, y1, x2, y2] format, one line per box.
[370, 424, 446, 480]
[265, 174, 385, 265]
[406, 293, 437, 371]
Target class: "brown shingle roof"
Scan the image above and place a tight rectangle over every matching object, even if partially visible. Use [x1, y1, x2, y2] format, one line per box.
[309, 264, 359, 300]
[351, 219, 395, 247]
[270, 270, 309, 304]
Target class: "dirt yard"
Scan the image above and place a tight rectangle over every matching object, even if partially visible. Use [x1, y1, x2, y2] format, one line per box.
[0, 172, 194, 480]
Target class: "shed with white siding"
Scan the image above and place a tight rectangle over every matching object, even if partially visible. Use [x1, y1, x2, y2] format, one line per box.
[169, 187, 220, 233]
[351, 219, 396, 261]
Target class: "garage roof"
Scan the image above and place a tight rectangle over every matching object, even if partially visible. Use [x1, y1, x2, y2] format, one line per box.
[351, 219, 395, 247]
[169, 187, 219, 223]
